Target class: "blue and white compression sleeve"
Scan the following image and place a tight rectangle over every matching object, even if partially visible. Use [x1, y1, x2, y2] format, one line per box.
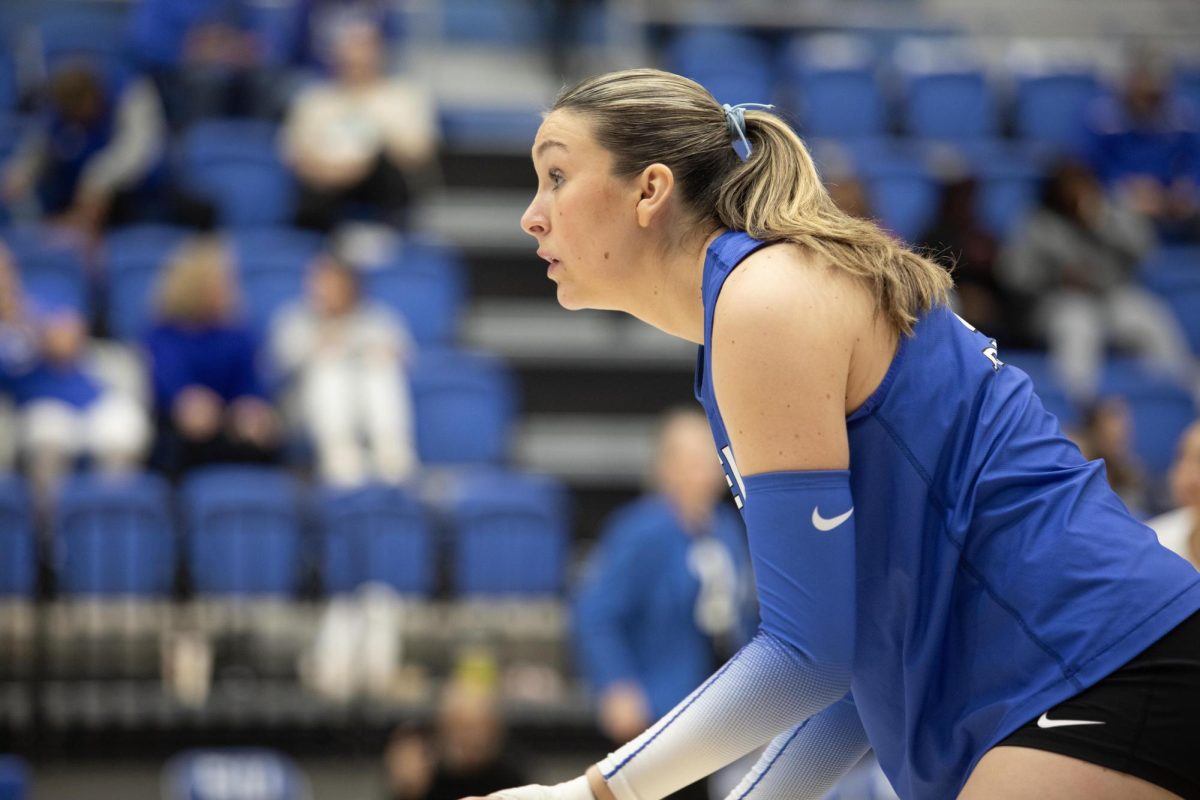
[597, 470, 857, 800]
[722, 694, 870, 800]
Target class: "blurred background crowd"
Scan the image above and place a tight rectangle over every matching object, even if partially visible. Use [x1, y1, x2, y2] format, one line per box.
[0, 0, 1197, 798]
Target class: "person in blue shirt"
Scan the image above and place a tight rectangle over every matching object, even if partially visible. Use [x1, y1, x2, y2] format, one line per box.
[144, 237, 280, 477]
[468, 68, 1200, 800]
[573, 407, 752, 793]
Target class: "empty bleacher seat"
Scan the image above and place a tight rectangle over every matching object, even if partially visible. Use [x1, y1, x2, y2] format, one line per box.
[1100, 358, 1197, 475]
[35, 9, 130, 74]
[363, 236, 466, 346]
[781, 34, 886, 140]
[104, 224, 190, 340]
[54, 473, 175, 597]
[1141, 246, 1200, 354]
[319, 485, 435, 596]
[1013, 70, 1104, 153]
[851, 143, 939, 242]
[228, 227, 324, 333]
[958, 141, 1045, 238]
[0, 478, 34, 598]
[409, 349, 517, 465]
[164, 748, 309, 800]
[895, 38, 997, 142]
[182, 467, 303, 597]
[665, 27, 775, 107]
[179, 120, 295, 227]
[1, 225, 87, 312]
[447, 469, 569, 596]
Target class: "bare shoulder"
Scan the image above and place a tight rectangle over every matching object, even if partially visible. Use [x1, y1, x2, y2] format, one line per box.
[710, 243, 867, 475]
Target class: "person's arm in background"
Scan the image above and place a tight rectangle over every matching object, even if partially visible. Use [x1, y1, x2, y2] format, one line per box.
[380, 81, 438, 171]
[572, 516, 654, 744]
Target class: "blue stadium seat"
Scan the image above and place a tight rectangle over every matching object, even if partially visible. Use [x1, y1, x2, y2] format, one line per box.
[1100, 359, 1197, 475]
[1173, 66, 1200, 113]
[441, 0, 543, 45]
[364, 237, 466, 346]
[319, 485, 435, 595]
[902, 70, 997, 141]
[1001, 350, 1080, 430]
[104, 225, 190, 340]
[228, 227, 324, 333]
[164, 748, 308, 800]
[0, 56, 15, 113]
[961, 142, 1045, 238]
[36, 9, 130, 74]
[438, 107, 540, 152]
[781, 34, 885, 140]
[54, 473, 175, 597]
[851, 145, 938, 242]
[447, 469, 569, 596]
[1141, 246, 1200, 355]
[0, 754, 28, 800]
[1, 225, 87, 312]
[665, 27, 774, 106]
[179, 121, 295, 227]
[182, 467, 303, 597]
[1014, 71, 1104, 153]
[409, 349, 517, 465]
[0, 478, 35, 598]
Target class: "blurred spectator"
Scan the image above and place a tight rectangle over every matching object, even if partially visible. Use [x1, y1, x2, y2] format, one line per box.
[144, 237, 280, 477]
[920, 176, 1023, 346]
[1072, 396, 1150, 517]
[572, 409, 752, 800]
[281, 15, 435, 233]
[0, 60, 165, 237]
[1087, 56, 1200, 243]
[826, 173, 873, 221]
[382, 679, 529, 800]
[270, 253, 416, 486]
[1149, 420, 1200, 570]
[127, 0, 272, 127]
[999, 160, 1194, 401]
[0, 245, 149, 504]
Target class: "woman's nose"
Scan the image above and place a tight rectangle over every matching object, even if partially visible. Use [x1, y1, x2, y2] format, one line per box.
[521, 197, 548, 237]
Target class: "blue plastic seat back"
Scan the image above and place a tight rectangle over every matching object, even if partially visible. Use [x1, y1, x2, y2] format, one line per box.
[449, 470, 569, 596]
[364, 237, 466, 346]
[1100, 359, 1198, 475]
[904, 70, 996, 140]
[164, 748, 308, 800]
[665, 27, 775, 106]
[179, 121, 294, 227]
[1014, 71, 1104, 153]
[229, 227, 324, 333]
[1141, 246, 1200, 354]
[319, 485, 434, 596]
[409, 349, 517, 465]
[851, 146, 938, 242]
[36, 9, 131, 75]
[54, 473, 175, 597]
[182, 467, 303, 597]
[781, 34, 885, 139]
[0, 478, 35, 597]
[104, 225, 190, 340]
[1, 225, 87, 312]
[441, 0, 544, 45]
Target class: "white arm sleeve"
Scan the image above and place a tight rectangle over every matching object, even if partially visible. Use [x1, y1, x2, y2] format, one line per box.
[722, 694, 870, 800]
[596, 630, 849, 800]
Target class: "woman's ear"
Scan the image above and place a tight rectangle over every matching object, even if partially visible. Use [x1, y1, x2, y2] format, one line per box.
[635, 163, 675, 228]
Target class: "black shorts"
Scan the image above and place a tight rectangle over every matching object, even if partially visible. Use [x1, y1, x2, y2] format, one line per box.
[999, 610, 1200, 799]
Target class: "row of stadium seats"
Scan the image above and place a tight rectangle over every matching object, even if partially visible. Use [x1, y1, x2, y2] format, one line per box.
[665, 29, 1200, 152]
[0, 466, 569, 599]
[2, 221, 466, 343]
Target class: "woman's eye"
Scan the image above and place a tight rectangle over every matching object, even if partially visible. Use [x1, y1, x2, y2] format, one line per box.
[549, 170, 564, 188]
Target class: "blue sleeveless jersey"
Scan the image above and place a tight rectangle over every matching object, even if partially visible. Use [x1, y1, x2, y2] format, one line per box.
[695, 231, 1200, 800]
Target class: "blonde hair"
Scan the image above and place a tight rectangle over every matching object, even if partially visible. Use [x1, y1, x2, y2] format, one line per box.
[552, 68, 952, 335]
[154, 236, 237, 325]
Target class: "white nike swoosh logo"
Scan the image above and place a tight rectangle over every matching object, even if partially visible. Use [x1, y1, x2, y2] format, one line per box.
[1036, 712, 1105, 729]
[812, 506, 853, 531]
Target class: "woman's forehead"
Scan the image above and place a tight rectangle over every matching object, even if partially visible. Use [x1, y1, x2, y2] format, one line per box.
[533, 110, 600, 158]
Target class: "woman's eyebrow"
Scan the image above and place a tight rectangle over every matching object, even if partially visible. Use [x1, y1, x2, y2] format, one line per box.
[535, 139, 569, 158]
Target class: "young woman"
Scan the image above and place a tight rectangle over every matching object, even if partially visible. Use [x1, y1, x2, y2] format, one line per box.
[475, 69, 1200, 800]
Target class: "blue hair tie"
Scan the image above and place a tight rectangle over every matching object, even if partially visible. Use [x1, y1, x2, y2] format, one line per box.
[723, 102, 775, 161]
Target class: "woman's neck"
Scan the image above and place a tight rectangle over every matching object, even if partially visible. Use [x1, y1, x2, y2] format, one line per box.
[622, 227, 724, 345]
